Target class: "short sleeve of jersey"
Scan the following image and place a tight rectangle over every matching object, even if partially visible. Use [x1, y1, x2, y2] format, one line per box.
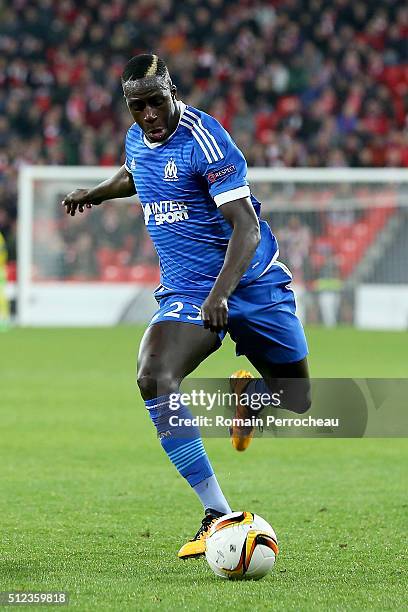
[124, 126, 137, 173]
[188, 111, 250, 207]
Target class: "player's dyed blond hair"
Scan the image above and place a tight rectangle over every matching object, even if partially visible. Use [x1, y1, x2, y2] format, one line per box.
[121, 54, 169, 83]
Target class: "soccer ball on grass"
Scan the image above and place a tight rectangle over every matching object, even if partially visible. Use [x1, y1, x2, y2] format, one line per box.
[205, 511, 278, 580]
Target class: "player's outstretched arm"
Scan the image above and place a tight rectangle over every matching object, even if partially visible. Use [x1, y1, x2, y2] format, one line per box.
[201, 197, 260, 333]
[62, 165, 136, 216]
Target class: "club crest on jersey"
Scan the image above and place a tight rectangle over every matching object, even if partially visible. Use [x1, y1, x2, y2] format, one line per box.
[164, 158, 178, 181]
[130, 158, 136, 170]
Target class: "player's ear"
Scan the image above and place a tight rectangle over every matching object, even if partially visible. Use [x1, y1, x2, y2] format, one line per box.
[170, 84, 177, 99]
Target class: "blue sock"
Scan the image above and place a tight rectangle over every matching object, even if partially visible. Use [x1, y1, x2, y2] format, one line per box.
[146, 394, 231, 515]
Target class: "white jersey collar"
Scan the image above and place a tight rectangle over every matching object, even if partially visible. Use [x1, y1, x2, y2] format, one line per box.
[142, 100, 187, 149]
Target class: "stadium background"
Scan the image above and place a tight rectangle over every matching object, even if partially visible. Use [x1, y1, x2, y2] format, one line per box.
[1, 0, 408, 328]
[1, 2, 408, 610]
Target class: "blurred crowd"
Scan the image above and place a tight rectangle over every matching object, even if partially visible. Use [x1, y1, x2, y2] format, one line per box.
[1, 0, 407, 263]
[33, 200, 157, 282]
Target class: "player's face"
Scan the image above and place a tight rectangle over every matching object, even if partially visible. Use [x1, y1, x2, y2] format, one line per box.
[123, 77, 179, 143]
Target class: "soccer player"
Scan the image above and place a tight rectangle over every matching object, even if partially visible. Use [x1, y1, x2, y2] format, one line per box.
[62, 54, 310, 559]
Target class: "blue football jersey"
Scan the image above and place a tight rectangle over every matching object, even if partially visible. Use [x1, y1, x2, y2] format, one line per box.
[124, 102, 278, 297]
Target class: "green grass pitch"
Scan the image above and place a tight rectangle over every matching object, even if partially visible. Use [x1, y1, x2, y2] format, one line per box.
[1, 326, 407, 611]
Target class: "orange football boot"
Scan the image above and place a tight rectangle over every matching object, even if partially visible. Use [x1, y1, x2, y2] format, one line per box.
[229, 369, 255, 451]
[178, 509, 224, 559]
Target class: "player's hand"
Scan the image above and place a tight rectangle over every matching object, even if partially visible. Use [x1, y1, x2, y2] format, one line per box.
[201, 292, 229, 333]
[62, 189, 97, 216]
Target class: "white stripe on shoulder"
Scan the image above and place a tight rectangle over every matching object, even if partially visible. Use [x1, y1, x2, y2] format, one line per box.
[184, 108, 224, 160]
[181, 115, 219, 162]
[213, 185, 250, 207]
[180, 120, 212, 163]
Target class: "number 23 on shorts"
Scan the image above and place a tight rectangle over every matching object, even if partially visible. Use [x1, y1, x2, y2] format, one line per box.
[151, 300, 202, 324]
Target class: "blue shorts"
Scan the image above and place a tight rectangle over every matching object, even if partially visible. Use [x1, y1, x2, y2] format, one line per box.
[149, 262, 308, 364]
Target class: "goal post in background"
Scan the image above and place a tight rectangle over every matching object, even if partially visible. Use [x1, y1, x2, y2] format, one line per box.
[17, 166, 408, 329]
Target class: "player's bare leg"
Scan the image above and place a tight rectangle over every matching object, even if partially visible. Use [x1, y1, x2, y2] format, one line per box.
[137, 321, 232, 557]
[230, 357, 311, 450]
[137, 320, 220, 400]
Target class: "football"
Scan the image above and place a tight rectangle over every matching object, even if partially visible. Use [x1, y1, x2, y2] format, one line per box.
[205, 511, 279, 580]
